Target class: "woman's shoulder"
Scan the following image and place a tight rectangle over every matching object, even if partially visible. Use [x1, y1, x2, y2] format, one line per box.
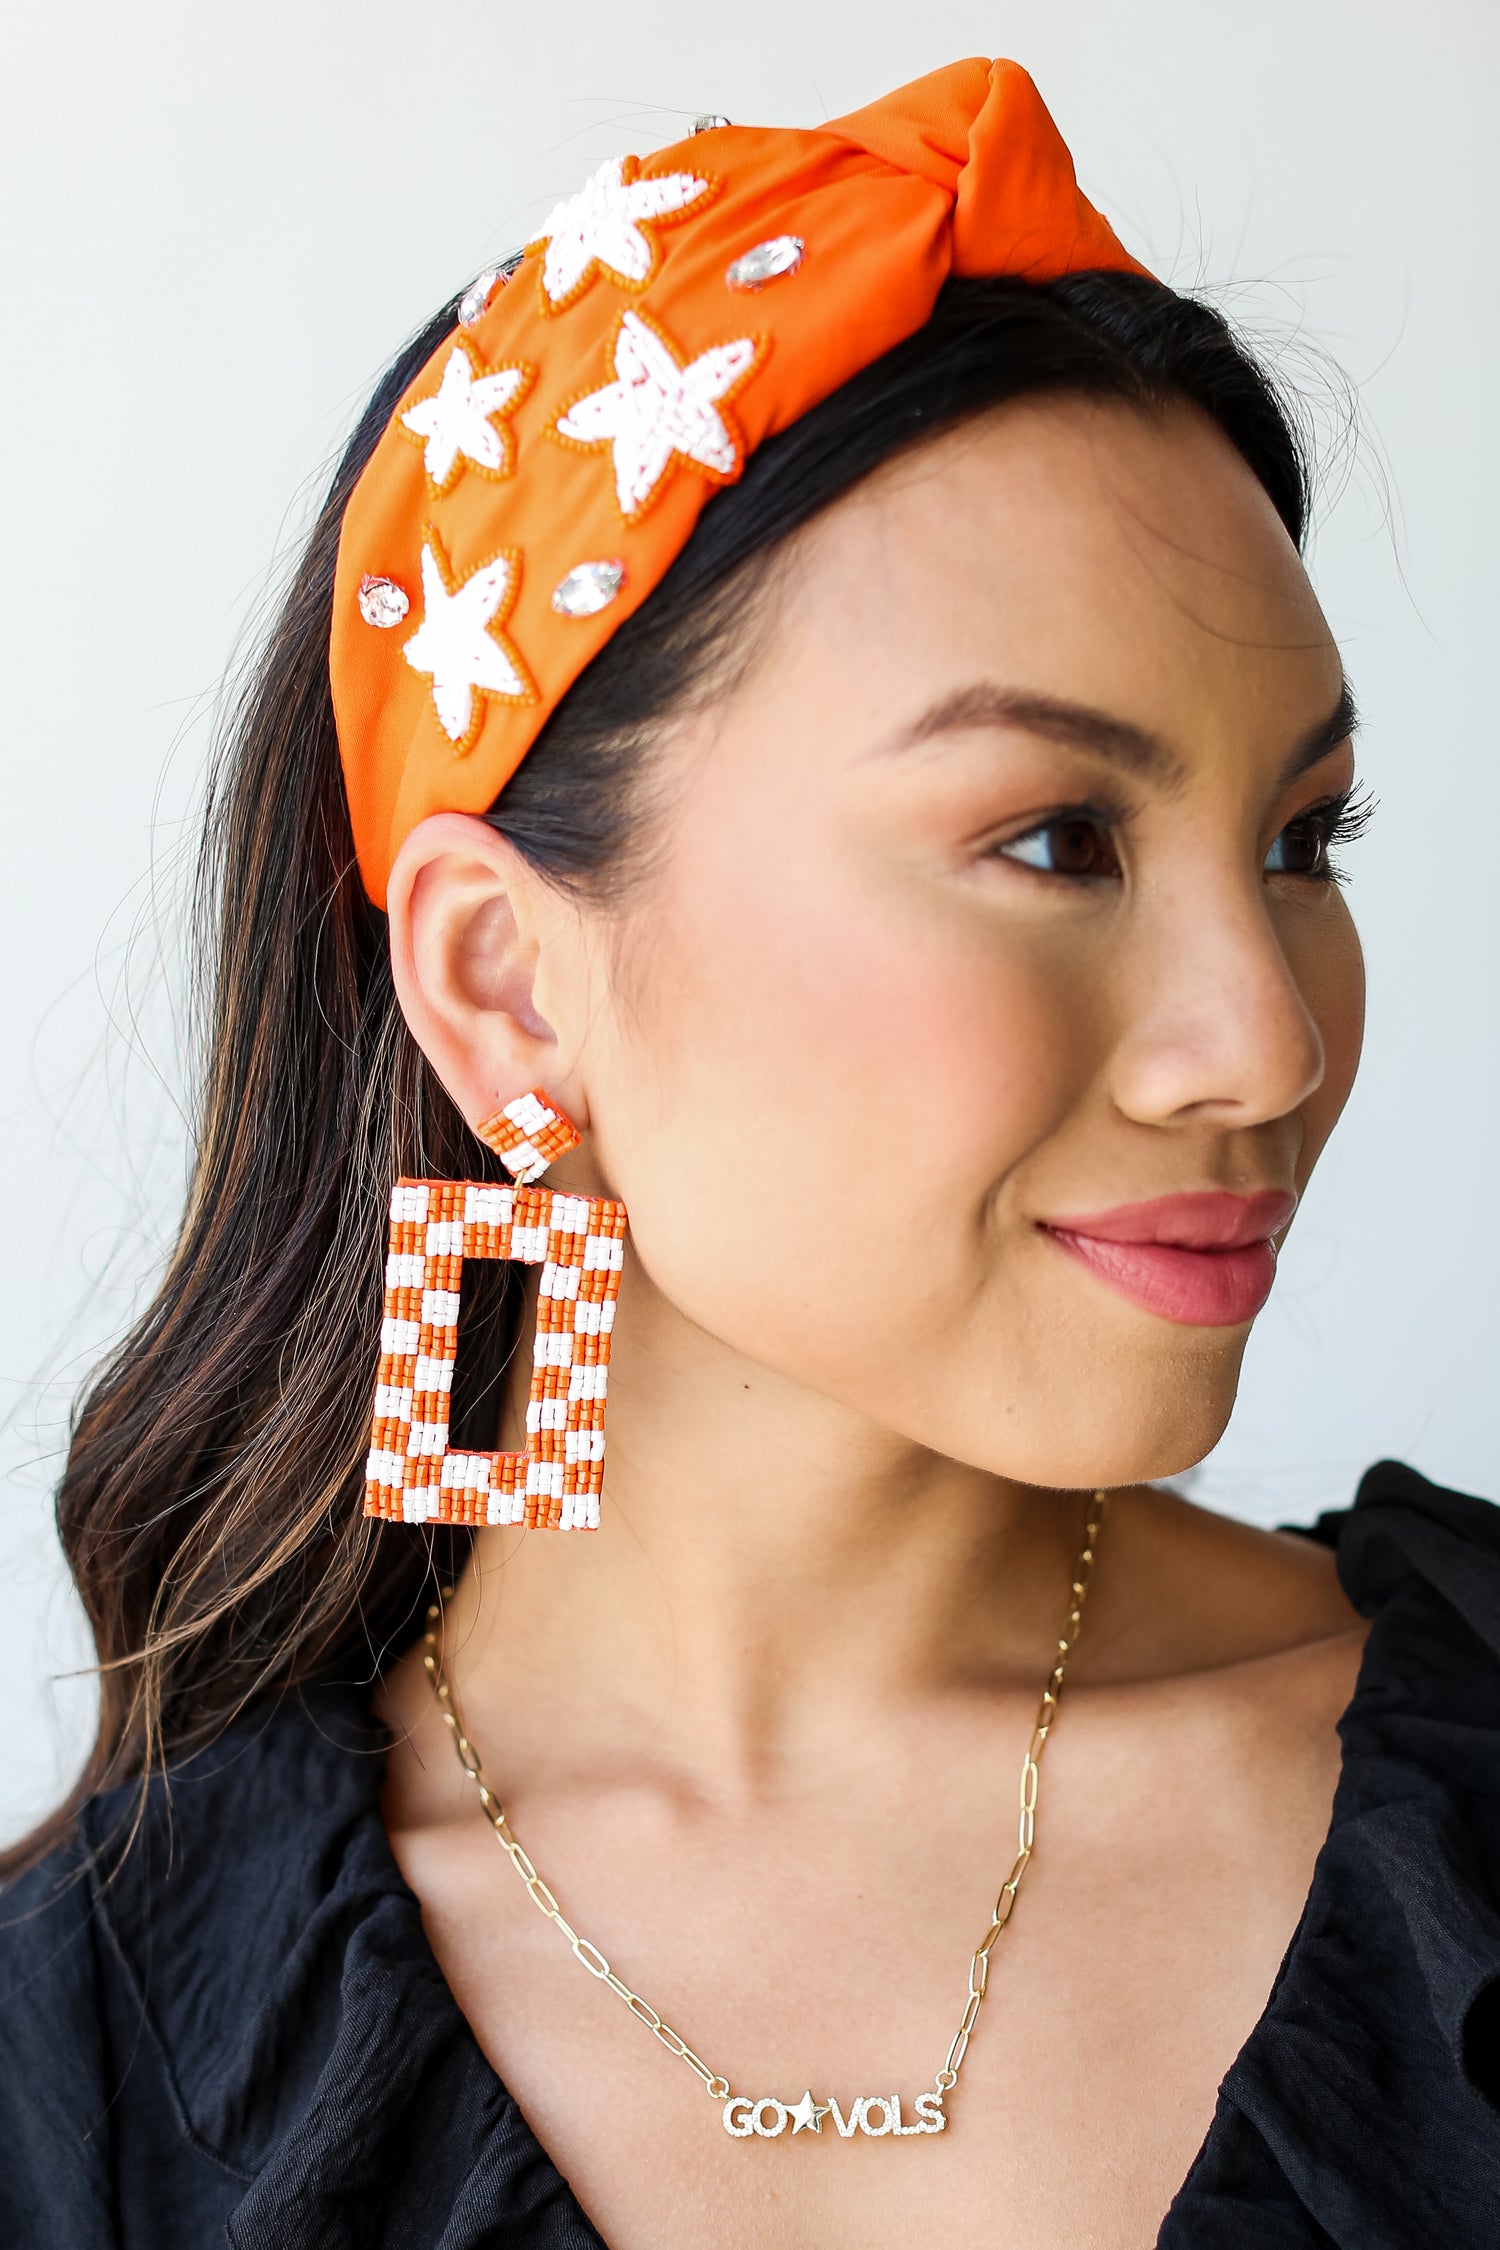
[0, 1813, 123, 2247]
[0, 1687, 412, 2244]
[0, 1681, 587, 2249]
[1107, 1455, 1500, 1680]
[0, 1680, 396, 2043]
[1299, 1456, 1500, 1802]
[1312, 1457, 1500, 1935]
[1166, 1458, 1500, 2246]
[1320, 1454, 1500, 1640]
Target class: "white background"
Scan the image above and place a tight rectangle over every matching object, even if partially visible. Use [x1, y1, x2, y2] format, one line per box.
[2, 0, 1495, 1842]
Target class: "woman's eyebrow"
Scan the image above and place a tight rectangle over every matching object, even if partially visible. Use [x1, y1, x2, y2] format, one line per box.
[874, 676, 1359, 790]
[1280, 678, 1359, 785]
[873, 684, 1186, 786]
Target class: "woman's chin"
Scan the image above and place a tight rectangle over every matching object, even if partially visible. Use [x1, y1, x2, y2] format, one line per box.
[920, 1369, 1241, 1493]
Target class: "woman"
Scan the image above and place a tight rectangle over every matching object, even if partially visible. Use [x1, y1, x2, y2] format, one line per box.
[1, 55, 1495, 2249]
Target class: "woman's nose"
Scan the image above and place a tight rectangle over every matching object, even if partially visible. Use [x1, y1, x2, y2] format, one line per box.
[1107, 875, 1327, 1130]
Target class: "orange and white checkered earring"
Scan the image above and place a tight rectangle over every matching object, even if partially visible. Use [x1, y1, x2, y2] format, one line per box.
[363, 1089, 626, 1531]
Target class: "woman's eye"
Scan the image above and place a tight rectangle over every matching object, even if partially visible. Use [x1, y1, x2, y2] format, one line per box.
[994, 816, 1122, 880]
[1264, 788, 1374, 884]
[1264, 818, 1328, 877]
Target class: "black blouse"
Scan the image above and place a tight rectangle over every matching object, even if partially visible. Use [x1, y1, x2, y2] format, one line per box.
[3, 1458, 1498, 2247]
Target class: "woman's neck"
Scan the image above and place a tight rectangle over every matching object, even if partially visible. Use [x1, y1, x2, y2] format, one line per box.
[442, 1264, 1092, 1798]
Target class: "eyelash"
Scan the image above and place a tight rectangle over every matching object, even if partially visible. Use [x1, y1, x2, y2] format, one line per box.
[990, 785, 1377, 885]
[1265, 786, 1377, 885]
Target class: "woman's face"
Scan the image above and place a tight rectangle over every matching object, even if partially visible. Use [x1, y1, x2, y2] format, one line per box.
[552, 395, 1364, 1487]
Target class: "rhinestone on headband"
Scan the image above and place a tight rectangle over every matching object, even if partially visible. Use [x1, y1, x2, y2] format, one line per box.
[458, 250, 526, 327]
[551, 559, 626, 618]
[725, 234, 805, 291]
[358, 574, 410, 629]
[691, 114, 730, 133]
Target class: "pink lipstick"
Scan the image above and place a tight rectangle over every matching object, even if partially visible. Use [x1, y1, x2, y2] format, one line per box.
[1040, 1190, 1297, 1327]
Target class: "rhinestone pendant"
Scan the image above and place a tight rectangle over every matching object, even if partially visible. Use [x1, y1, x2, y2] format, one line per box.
[725, 234, 805, 291]
[551, 559, 626, 617]
[358, 574, 410, 629]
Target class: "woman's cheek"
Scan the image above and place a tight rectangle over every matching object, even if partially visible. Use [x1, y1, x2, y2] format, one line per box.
[609, 893, 1100, 1397]
[1292, 901, 1366, 1173]
[699, 853, 1095, 1183]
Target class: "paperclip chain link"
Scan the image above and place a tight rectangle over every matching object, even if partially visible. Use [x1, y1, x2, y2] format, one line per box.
[426, 1489, 1107, 2114]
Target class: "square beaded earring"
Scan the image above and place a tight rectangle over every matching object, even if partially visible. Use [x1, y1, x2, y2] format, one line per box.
[363, 1089, 626, 1531]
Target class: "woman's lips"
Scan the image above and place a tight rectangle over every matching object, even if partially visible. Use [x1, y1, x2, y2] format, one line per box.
[1040, 1190, 1298, 1328]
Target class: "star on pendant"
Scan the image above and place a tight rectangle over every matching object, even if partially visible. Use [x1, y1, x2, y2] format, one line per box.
[533, 154, 714, 309]
[399, 342, 533, 492]
[553, 307, 763, 521]
[401, 532, 536, 749]
[787, 2091, 830, 2135]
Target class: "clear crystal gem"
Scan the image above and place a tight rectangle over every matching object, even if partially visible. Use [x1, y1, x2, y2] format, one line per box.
[458, 270, 501, 326]
[358, 574, 410, 629]
[725, 233, 805, 291]
[551, 559, 626, 618]
[690, 113, 730, 134]
[457, 250, 526, 326]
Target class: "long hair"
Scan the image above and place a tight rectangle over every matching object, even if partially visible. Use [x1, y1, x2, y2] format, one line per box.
[4, 272, 1310, 1878]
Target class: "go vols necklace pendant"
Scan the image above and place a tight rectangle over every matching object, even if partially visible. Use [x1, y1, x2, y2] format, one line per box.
[720, 2090, 946, 2138]
[428, 1495, 1106, 2137]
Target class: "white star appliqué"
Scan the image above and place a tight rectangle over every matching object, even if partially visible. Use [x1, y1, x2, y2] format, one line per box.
[399, 342, 533, 492]
[553, 308, 763, 520]
[401, 533, 536, 750]
[532, 155, 714, 310]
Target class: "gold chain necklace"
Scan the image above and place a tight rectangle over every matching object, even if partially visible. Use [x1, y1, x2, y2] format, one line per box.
[425, 1489, 1106, 2141]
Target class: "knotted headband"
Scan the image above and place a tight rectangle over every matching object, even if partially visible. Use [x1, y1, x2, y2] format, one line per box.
[331, 56, 1148, 907]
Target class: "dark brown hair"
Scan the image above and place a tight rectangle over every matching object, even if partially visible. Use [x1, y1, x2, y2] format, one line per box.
[4, 271, 1310, 1878]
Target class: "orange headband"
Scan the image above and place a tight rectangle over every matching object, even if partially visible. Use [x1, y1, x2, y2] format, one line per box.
[331, 56, 1148, 907]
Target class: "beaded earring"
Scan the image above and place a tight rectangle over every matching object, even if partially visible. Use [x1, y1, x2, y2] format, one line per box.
[363, 1089, 626, 1530]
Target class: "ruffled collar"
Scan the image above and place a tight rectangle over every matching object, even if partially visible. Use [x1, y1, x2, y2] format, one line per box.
[83, 1693, 604, 2248]
[1163, 1461, 1500, 2244]
[85, 1461, 1500, 2248]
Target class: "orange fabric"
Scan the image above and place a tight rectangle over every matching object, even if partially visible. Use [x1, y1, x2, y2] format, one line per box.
[332, 58, 1148, 907]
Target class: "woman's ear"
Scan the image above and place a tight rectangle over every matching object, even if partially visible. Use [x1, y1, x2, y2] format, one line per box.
[385, 812, 591, 1133]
